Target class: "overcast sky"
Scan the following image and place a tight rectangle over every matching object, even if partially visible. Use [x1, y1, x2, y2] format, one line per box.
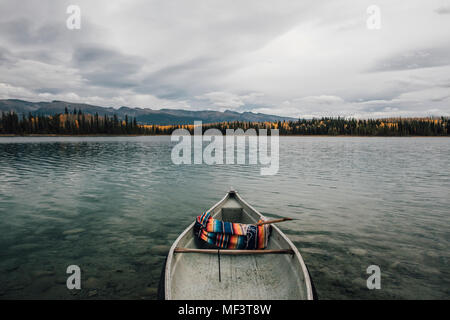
[0, 0, 449, 118]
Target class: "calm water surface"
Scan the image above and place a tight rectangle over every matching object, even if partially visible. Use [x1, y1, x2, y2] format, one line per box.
[0, 136, 449, 299]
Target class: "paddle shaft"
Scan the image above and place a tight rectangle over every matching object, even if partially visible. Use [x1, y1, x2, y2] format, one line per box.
[174, 248, 294, 255]
[256, 217, 293, 226]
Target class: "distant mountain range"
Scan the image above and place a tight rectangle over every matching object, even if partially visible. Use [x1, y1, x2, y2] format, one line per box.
[0, 99, 295, 125]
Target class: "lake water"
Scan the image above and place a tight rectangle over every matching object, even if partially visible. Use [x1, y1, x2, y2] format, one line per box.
[0, 136, 449, 299]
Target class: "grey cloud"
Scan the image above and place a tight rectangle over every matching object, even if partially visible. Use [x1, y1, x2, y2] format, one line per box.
[431, 95, 450, 102]
[356, 103, 434, 117]
[0, 47, 15, 65]
[149, 56, 220, 79]
[72, 46, 142, 69]
[358, 105, 399, 114]
[369, 46, 450, 72]
[0, 18, 34, 44]
[134, 56, 236, 99]
[0, 0, 450, 118]
[233, 104, 272, 113]
[132, 75, 189, 100]
[71, 45, 145, 88]
[0, 18, 82, 48]
[35, 87, 66, 95]
[435, 6, 450, 14]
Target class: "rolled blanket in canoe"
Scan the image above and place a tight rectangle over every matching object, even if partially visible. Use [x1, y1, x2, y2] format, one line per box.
[193, 211, 271, 249]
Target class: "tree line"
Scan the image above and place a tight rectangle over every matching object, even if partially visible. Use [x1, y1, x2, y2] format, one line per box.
[0, 108, 147, 135]
[1, 109, 449, 136]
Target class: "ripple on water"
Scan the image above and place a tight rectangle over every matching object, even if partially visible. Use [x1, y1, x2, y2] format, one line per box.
[0, 136, 449, 299]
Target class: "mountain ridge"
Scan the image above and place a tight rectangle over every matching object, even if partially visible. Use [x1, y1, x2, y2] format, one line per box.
[0, 99, 295, 125]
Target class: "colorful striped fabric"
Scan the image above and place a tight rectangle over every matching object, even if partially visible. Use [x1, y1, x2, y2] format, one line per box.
[193, 211, 271, 249]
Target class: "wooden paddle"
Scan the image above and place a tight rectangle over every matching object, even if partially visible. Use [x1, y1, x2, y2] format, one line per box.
[256, 217, 293, 226]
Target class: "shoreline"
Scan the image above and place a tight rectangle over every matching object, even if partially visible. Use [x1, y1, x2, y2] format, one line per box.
[0, 134, 449, 138]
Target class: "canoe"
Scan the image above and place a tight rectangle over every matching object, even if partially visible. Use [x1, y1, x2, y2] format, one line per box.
[161, 190, 314, 300]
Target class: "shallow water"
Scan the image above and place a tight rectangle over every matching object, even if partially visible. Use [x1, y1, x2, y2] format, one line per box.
[0, 136, 449, 299]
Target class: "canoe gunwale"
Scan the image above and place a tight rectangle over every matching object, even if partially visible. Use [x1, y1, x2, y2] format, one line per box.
[164, 193, 229, 299]
[164, 191, 314, 300]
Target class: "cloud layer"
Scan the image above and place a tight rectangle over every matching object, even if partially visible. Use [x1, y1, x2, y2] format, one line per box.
[0, 0, 449, 118]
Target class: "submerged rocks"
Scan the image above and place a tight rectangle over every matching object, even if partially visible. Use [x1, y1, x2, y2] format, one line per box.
[88, 290, 98, 297]
[62, 228, 85, 235]
[32, 270, 55, 278]
[348, 248, 368, 256]
[1, 258, 20, 272]
[84, 277, 101, 289]
[64, 235, 80, 241]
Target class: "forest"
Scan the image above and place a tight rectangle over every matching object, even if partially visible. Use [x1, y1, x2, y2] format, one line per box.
[1, 108, 449, 136]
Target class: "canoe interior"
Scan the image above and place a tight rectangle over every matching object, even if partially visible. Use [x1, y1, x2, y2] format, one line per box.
[166, 192, 311, 300]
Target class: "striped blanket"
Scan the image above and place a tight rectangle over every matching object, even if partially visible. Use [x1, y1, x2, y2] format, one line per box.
[193, 211, 271, 249]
